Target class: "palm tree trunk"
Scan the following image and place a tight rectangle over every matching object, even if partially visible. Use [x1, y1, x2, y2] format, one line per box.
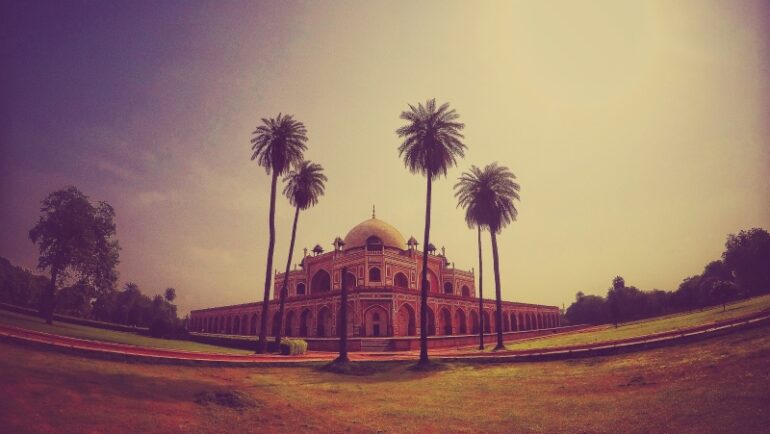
[337, 266, 349, 363]
[275, 205, 300, 346]
[257, 170, 279, 353]
[477, 226, 484, 350]
[418, 174, 432, 366]
[491, 230, 505, 350]
[45, 267, 58, 325]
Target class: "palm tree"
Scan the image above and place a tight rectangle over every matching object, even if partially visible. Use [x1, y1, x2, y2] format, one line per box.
[455, 165, 490, 350]
[274, 161, 327, 345]
[455, 163, 520, 350]
[397, 99, 466, 366]
[250, 113, 308, 353]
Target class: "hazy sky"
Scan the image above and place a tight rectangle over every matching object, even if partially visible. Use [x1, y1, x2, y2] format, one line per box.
[1, 0, 768, 315]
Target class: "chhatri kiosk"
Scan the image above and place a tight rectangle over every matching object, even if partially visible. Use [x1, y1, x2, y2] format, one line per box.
[189, 212, 559, 351]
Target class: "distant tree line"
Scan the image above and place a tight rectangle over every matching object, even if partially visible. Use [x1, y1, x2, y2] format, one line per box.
[1, 186, 186, 338]
[566, 228, 770, 325]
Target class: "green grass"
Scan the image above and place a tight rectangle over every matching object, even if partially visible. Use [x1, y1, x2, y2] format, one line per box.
[1, 320, 769, 433]
[0, 309, 250, 355]
[503, 294, 770, 351]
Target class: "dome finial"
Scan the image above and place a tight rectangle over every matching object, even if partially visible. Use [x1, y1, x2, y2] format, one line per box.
[372, 204, 376, 219]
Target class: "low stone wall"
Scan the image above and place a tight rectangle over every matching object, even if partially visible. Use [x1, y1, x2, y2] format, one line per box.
[189, 324, 590, 352]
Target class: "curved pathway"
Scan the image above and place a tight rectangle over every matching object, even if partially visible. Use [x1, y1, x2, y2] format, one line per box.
[2, 310, 769, 366]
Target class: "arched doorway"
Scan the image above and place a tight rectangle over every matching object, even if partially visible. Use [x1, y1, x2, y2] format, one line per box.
[311, 269, 331, 293]
[369, 267, 382, 283]
[225, 317, 232, 334]
[251, 313, 259, 335]
[271, 311, 281, 337]
[482, 311, 491, 333]
[397, 304, 416, 336]
[443, 282, 453, 294]
[299, 309, 312, 337]
[455, 309, 467, 334]
[394, 272, 409, 289]
[336, 302, 355, 337]
[461, 285, 470, 297]
[470, 310, 479, 334]
[503, 312, 510, 332]
[364, 306, 389, 337]
[425, 306, 436, 336]
[284, 311, 295, 337]
[439, 307, 452, 335]
[296, 282, 306, 296]
[316, 307, 331, 337]
[343, 272, 356, 289]
[510, 312, 518, 331]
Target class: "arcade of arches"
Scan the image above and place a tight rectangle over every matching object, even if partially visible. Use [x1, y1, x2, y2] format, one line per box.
[189, 215, 560, 347]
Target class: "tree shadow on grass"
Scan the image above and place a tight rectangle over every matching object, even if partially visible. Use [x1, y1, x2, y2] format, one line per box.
[316, 359, 451, 383]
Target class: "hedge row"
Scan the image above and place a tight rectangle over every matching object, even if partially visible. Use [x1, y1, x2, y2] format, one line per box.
[188, 332, 307, 354]
[0, 302, 148, 333]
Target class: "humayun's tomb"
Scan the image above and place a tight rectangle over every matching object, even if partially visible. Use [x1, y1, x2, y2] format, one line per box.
[189, 214, 559, 351]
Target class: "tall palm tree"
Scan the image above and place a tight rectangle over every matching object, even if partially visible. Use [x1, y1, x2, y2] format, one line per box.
[455, 165, 490, 350]
[397, 99, 466, 366]
[455, 163, 520, 350]
[274, 161, 327, 345]
[250, 113, 308, 353]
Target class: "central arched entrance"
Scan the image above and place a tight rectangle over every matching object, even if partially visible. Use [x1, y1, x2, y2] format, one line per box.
[364, 305, 389, 337]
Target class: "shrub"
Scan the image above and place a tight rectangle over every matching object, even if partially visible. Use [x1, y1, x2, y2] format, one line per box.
[279, 339, 308, 355]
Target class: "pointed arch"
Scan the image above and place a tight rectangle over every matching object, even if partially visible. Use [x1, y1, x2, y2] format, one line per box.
[394, 272, 409, 289]
[397, 303, 416, 336]
[364, 305, 389, 337]
[299, 309, 312, 337]
[311, 269, 331, 293]
[438, 307, 452, 335]
[316, 306, 331, 337]
[470, 310, 479, 334]
[284, 310, 296, 337]
[454, 308, 467, 334]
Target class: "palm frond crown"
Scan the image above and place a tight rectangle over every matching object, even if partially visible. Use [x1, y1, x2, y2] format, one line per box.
[454, 163, 521, 233]
[396, 99, 467, 180]
[250, 113, 308, 176]
[282, 160, 328, 210]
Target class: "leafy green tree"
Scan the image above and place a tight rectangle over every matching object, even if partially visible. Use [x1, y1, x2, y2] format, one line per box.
[28, 186, 120, 324]
[250, 113, 308, 353]
[274, 161, 327, 345]
[397, 99, 466, 366]
[565, 292, 608, 325]
[455, 163, 520, 350]
[722, 228, 770, 297]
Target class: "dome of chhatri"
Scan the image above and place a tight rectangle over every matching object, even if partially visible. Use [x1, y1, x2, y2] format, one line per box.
[343, 217, 407, 251]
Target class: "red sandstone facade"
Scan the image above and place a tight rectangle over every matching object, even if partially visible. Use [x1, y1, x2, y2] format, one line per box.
[189, 216, 559, 348]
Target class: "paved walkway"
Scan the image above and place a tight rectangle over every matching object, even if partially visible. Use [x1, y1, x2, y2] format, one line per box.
[2, 310, 769, 366]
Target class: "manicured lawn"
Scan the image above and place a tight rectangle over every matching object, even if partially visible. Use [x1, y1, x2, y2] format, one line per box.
[0, 309, 250, 354]
[503, 294, 770, 351]
[1, 321, 769, 433]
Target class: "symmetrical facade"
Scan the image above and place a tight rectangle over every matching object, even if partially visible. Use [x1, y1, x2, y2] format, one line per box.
[189, 216, 559, 344]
